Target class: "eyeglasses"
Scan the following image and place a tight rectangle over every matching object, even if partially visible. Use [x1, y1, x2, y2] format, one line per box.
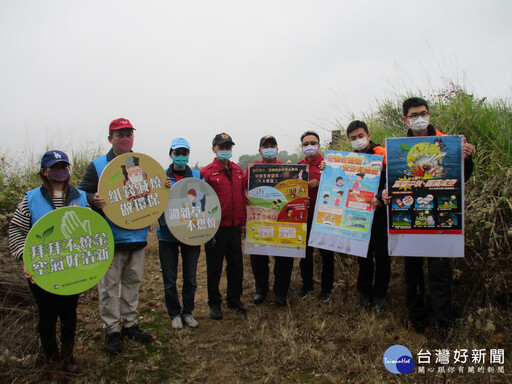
[407, 111, 429, 119]
[302, 141, 318, 146]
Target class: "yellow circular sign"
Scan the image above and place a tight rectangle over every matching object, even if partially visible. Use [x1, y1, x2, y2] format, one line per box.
[98, 152, 169, 229]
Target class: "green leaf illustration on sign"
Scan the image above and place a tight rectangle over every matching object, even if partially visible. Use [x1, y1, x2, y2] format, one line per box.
[42, 225, 54, 240]
[400, 143, 410, 151]
[107, 171, 120, 185]
[208, 206, 218, 216]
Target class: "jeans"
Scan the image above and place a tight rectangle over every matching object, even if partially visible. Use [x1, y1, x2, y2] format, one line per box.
[205, 226, 244, 308]
[158, 240, 200, 317]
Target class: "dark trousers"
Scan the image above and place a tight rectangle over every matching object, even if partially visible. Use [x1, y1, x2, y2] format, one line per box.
[300, 219, 334, 293]
[357, 214, 390, 299]
[29, 282, 79, 358]
[250, 255, 294, 298]
[404, 256, 452, 326]
[206, 226, 244, 308]
[158, 240, 200, 317]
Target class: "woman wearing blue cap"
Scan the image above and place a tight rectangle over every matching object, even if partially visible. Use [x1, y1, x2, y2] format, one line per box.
[8, 150, 88, 380]
[157, 138, 202, 329]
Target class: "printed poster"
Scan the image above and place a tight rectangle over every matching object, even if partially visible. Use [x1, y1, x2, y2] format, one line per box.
[386, 135, 465, 257]
[245, 164, 309, 258]
[163, 178, 221, 246]
[98, 152, 170, 229]
[23, 207, 115, 295]
[308, 150, 383, 257]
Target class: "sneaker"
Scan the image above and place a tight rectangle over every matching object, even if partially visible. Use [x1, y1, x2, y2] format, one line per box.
[122, 325, 155, 343]
[355, 294, 372, 310]
[373, 297, 387, 312]
[105, 332, 122, 355]
[210, 306, 223, 320]
[182, 315, 199, 328]
[299, 286, 315, 299]
[171, 316, 183, 330]
[319, 290, 333, 303]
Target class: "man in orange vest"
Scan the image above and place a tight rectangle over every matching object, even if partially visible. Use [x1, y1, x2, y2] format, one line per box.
[346, 120, 390, 312]
[400, 97, 474, 344]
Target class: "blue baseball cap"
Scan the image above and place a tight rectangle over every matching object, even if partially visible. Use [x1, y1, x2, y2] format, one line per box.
[170, 137, 190, 151]
[40, 150, 70, 168]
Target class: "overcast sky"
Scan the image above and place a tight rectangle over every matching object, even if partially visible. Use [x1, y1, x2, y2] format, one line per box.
[1, 0, 511, 169]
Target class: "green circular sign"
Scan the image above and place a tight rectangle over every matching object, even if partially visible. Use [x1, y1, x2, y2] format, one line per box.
[98, 152, 170, 229]
[165, 178, 222, 246]
[23, 206, 115, 295]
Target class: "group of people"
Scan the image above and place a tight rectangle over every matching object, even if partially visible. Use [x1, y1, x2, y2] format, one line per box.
[8, 97, 474, 379]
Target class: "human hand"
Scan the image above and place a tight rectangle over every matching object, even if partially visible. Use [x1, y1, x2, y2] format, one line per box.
[382, 190, 391, 205]
[308, 179, 319, 189]
[23, 265, 35, 285]
[372, 197, 383, 209]
[165, 177, 172, 189]
[462, 137, 474, 159]
[93, 193, 106, 209]
[319, 161, 326, 171]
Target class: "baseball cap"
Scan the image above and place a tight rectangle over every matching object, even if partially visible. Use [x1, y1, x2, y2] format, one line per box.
[170, 137, 191, 151]
[259, 135, 277, 147]
[109, 118, 135, 131]
[212, 133, 235, 147]
[40, 150, 70, 168]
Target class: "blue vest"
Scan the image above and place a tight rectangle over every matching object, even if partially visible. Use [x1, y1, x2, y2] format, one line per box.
[93, 154, 149, 244]
[27, 187, 88, 226]
[157, 167, 202, 242]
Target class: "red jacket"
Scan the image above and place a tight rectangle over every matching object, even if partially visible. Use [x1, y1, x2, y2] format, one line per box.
[201, 158, 246, 227]
[298, 153, 323, 216]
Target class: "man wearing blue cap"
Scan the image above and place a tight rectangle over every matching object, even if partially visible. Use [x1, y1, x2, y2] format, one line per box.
[157, 137, 202, 330]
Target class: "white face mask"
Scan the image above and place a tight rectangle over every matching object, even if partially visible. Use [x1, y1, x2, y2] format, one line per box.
[409, 116, 429, 132]
[303, 145, 319, 157]
[350, 137, 369, 152]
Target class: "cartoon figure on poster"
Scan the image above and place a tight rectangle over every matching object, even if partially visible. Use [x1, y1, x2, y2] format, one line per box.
[121, 156, 151, 201]
[308, 150, 383, 257]
[186, 188, 206, 217]
[245, 164, 309, 258]
[387, 136, 463, 235]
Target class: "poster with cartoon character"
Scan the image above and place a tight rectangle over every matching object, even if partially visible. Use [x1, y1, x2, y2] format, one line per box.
[386, 135, 465, 257]
[98, 153, 169, 229]
[308, 150, 383, 257]
[245, 164, 309, 258]
[163, 178, 221, 246]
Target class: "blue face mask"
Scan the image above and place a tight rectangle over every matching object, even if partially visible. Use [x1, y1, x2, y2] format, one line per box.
[261, 148, 278, 160]
[172, 155, 189, 167]
[217, 151, 232, 161]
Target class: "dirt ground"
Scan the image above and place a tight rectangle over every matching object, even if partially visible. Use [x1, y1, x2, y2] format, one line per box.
[1, 228, 510, 383]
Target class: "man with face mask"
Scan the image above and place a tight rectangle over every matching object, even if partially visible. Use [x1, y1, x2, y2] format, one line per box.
[244, 136, 294, 306]
[346, 120, 390, 311]
[157, 138, 202, 330]
[79, 118, 154, 354]
[298, 131, 335, 302]
[399, 97, 475, 344]
[201, 133, 247, 320]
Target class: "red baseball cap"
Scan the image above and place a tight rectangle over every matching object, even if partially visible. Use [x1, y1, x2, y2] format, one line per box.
[109, 118, 135, 131]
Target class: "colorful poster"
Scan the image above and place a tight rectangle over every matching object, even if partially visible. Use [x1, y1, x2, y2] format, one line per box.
[245, 164, 309, 258]
[386, 135, 465, 257]
[23, 207, 115, 295]
[308, 150, 383, 257]
[164, 178, 221, 246]
[98, 152, 170, 229]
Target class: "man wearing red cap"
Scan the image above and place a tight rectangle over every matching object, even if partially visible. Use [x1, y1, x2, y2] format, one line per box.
[79, 118, 154, 354]
[201, 133, 248, 320]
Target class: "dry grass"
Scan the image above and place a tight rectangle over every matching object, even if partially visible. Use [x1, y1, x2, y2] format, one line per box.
[1, 227, 511, 384]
